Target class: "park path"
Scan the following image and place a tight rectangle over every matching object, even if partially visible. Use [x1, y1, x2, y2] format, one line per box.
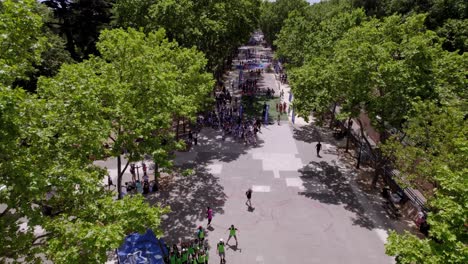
[153, 37, 398, 263]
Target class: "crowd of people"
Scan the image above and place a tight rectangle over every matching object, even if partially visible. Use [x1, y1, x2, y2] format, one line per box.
[166, 235, 209, 264]
[194, 84, 263, 147]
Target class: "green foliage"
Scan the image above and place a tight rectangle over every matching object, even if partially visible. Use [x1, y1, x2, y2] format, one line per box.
[437, 18, 468, 53]
[38, 28, 214, 198]
[259, 0, 309, 46]
[46, 195, 169, 263]
[112, 0, 260, 78]
[276, 1, 467, 260]
[275, 0, 364, 66]
[384, 102, 468, 263]
[43, 0, 113, 60]
[0, 0, 46, 86]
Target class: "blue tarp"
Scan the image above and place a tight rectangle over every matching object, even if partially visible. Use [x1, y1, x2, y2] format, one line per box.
[117, 229, 168, 264]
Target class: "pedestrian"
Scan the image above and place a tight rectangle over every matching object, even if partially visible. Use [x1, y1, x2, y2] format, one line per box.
[283, 102, 287, 113]
[206, 207, 213, 226]
[143, 181, 150, 194]
[226, 225, 238, 245]
[245, 188, 252, 207]
[277, 114, 281, 125]
[193, 132, 198, 146]
[107, 174, 115, 190]
[188, 130, 193, 142]
[181, 248, 189, 264]
[130, 164, 136, 181]
[197, 226, 205, 243]
[198, 250, 207, 264]
[276, 102, 279, 112]
[279, 103, 283, 114]
[316, 141, 322, 157]
[217, 239, 226, 263]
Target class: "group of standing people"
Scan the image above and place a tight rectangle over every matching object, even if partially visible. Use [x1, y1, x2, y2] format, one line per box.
[167, 237, 209, 264]
[204, 189, 252, 263]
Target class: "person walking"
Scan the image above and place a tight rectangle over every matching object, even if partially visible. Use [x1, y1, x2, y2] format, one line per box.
[188, 130, 193, 143]
[283, 102, 287, 113]
[130, 164, 136, 182]
[193, 132, 198, 146]
[277, 114, 281, 125]
[316, 141, 322, 157]
[107, 174, 115, 190]
[226, 225, 238, 245]
[245, 188, 252, 208]
[217, 239, 226, 263]
[206, 207, 213, 226]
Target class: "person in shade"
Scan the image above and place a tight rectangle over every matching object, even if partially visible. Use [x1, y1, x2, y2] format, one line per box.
[206, 207, 213, 226]
[316, 141, 322, 157]
[197, 226, 205, 243]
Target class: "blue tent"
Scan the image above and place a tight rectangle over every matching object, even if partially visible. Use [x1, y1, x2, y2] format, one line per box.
[117, 229, 168, 264]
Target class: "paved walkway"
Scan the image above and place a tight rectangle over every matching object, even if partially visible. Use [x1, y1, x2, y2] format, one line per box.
[100, 39, 400, 263]
[150, 42, 397, 263]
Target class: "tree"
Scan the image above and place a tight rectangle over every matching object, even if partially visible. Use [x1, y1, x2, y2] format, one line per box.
[42, 0, 113, 60]
[384, 101, 468, 264]
[437, 18, 468, 54]
[0, 0, 46, 86]
[259, 0, 309, 47]
[0, 84, 170, 262]
[111, 0, 260, 79]
[38, 28, 214, 199]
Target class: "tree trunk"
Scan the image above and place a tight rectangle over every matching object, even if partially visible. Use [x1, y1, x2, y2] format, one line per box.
[176, 116, 180, 140]
[356, 119, 366, 169]
[345, 116, 352, 153]
[117, 155, 130, 199]
[117, 155, 122, 199]
[330, 102, 337, 129]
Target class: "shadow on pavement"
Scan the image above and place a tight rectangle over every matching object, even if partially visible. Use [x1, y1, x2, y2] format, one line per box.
[298, 160, 396, 230]
[147, 164, 227, 246]
[147, 127, 264, 246]
[292, 123, 338, 145]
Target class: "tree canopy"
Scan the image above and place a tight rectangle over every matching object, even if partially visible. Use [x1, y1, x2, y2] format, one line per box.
[1, 3, 213, 261]
[38, 27, 214, 199]
[267, 0, 468, 262]
[112, 0, 260, 78]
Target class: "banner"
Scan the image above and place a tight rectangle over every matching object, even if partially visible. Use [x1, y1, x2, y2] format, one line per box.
[289, 91, 293, 102]
[117, 229, 168, 264]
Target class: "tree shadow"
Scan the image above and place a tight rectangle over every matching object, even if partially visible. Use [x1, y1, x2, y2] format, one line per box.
[147, 164, 227, 246]
[147, 127, 265, 246]
[190, 128, 265, 163]
[298, 160, 397, 230]
[293, 123, 342, 145]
